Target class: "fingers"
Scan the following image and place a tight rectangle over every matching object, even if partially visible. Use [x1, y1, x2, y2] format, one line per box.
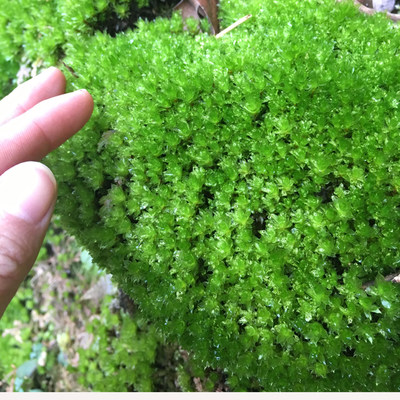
[0, 67, 66, 127]
[0, 162, 57, 317]
[0, 89, 94, 175]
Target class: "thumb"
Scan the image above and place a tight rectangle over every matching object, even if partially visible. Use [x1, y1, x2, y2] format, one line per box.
[0, 162, 57, 317]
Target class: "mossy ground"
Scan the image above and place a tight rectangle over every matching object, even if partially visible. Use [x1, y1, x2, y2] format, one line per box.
[1, 0, 400, 392]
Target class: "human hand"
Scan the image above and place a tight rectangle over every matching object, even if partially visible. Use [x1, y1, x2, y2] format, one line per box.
[0, 67, 93, 317]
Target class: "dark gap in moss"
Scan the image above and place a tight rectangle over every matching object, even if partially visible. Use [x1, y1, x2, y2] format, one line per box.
[344, 130, 353, 139]
[251, 211, 267, 239]
[241, 150, 251, 161]
[320, 321, 329, 334]
[52, 225, 65, 235]
[315, 176, 349, 204]
[371, 312, 380, 323]
[197, 258, 212, 285]
[183, 162, 195, 175]
[368, 218, 376, 227]
[348, 219, 356, 231]
[88, 0, 177, 37]
[152, 343, 182, 392]
[107, 326, 120, 339]
[253, 102, 270, 126]
[32, 371, 46, 392]
[315, 182, 336, 204]
[126, 384, 135, 392]
[211, 370, 230, 392]
[55, 46, 66, 64]
[330, 286, 340, 297]
[91, 176, 119, 226]
[202, 189, 214, 206]
[283, 263, 293, 277]
[116, 234, 127, 247]
[94, 175, 115, 201]
[327, 254, 345, 277]
[342, 179, 350, 191]
[118, 289, 138, 316]
[342, 347, 355, 357]
[127, 213, 139, 225]
[237, 322, 245, 335]
[274, 342, 284, 355]
[65, 263, 76, 278]
[44, 241, 55, 257]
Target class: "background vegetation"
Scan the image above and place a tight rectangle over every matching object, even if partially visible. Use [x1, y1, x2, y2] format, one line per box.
[0, 220, 225, 392]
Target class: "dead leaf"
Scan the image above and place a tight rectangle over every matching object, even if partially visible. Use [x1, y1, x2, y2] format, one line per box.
[76, 332, 94, 350]
[174, 0, 220, 34]
[81, 274, 116, 305]
[193, 377, 204, 392]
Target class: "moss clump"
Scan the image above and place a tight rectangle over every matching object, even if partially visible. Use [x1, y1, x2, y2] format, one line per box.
[0, 0, 175, 89]
[74, 297, 159, 392]
[2, 0, 400, 391]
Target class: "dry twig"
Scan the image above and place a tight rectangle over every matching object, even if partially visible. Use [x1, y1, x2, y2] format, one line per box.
[216, 14, 252, 39]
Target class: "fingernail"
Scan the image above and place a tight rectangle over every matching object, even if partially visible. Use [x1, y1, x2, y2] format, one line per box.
[0, 162, 57, 224]
[38, 66, 57, 79]
[76, 89, 92, 98]
[42, 66, 58, 74]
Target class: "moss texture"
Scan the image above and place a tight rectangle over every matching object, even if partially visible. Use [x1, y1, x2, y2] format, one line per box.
[2, 0, 400, 391]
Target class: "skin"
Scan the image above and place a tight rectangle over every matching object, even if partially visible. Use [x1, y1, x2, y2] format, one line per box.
[0, 67, 93, 317]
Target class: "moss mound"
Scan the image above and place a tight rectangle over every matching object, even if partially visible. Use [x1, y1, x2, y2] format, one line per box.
[2, 0, 400, 391]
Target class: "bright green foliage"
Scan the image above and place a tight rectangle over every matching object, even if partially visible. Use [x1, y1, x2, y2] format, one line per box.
[44, 0, 400, 390]
[0, 54, 17, 96]
[73, 298, 159, 392]
[0, 0, 172, 92]
[0, 289, 33, 387]
[0, 0, 149, 62]
[0, 220, 161, 392]
[3, 0, 400, 391]
[1, 0, 93, 70]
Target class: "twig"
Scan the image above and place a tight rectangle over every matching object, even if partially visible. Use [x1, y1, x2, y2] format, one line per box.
[62, 61, 79, 78]
[362, 270, 400, 289]
[216, 14, 252, 39]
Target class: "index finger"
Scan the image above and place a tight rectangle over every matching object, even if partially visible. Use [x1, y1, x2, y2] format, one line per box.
[0, 90, 94, 175]
[0, 67, 66, 127]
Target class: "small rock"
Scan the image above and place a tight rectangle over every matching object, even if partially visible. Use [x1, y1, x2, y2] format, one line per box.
[373, 0, 395, 12]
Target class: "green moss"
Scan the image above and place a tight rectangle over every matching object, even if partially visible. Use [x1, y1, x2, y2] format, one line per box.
[0, 0, 175, 92]
[74, 297, 159, 392]
[2, 0, 400, 391]
[0, 289, 33, 384]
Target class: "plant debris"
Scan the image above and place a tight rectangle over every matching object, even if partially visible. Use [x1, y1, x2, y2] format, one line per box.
[215, 14, 252, 39]
[173, 0, 219, 34]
